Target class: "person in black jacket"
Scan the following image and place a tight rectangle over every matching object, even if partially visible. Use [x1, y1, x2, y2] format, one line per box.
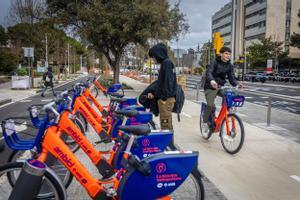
[203, 46, 242, 127]
[41, 67, 56, 97]
[147, 43, 178, 130]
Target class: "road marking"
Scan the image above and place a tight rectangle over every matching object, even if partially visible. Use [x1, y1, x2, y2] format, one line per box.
[245, 96, 253, 99]
[181, 112, 192, 118]
[41, 99, 53, 102]
[290, 175, 300, 183]
[19, 99, 32, 102]
[260, 96, 269, 99]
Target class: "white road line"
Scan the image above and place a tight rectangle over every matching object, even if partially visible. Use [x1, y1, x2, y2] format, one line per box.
[181, 112, 192, 118]
[41, 99, 53, 102]
[290, 175, 300, 183]
[19, 99, 32, 102]
[245, 96, 253, 99]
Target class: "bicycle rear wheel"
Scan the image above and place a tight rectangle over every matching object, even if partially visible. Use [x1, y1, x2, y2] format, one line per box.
[220, 113, 245, 154]
[170, 167, 205, 200]
[0, 162, 66, 199]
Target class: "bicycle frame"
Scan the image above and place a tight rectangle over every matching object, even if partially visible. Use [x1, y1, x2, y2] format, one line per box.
[213, 96, 237, 135]
[37, 126, 118, 199]
[37, 125, 196, 200]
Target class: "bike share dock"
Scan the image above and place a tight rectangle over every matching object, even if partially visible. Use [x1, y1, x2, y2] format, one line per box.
[117, 75, 300, 200]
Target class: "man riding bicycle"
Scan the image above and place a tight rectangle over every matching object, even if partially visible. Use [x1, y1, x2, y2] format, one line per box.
[203, 46, 243, 129]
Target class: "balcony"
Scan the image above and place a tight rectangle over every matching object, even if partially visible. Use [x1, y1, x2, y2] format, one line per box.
[212, 16, 232, 30]
[245, 27, 266, 38]
[245, 14, 266, 26]
[246, 2, 267, 16]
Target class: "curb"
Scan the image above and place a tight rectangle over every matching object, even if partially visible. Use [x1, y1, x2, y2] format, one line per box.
[0, 99, 12, 106]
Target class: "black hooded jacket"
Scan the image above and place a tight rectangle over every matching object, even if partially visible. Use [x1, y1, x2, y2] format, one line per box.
[148, 43, 177, 101]
[204, 56, 238, 90]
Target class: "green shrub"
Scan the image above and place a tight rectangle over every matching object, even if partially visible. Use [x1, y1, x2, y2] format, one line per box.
[0, 48, 18, 74]
[16, 68, 28, 76]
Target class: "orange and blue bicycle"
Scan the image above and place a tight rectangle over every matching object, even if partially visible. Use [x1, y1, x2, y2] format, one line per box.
[199, 86, 245, 154]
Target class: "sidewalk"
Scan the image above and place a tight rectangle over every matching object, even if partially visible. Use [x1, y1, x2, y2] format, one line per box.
[119, 75, 300, 200]
[0, 75, 79, 107]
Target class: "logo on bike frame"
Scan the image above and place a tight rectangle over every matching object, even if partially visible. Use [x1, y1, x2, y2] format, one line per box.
[142, 138, 150, 147]
[156, 162, 167, 173]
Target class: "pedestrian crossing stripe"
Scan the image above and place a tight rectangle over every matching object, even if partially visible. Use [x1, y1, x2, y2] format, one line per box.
[41, 99, 53, 102]
[19, 99, 32, 102]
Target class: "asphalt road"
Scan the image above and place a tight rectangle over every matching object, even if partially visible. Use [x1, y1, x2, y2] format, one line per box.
[0, 76, 88, 164]
[186, 75, 300, 115]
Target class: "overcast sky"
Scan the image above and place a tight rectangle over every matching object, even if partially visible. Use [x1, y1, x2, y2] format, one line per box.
[0, 0, 231, 50]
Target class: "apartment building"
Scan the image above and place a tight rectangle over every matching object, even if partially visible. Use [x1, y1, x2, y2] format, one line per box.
[212, 0, 300, 61]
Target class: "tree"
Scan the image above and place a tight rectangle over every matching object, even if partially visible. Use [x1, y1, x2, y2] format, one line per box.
[290, 33, 300, 49]
[247, 37, 287, 69]
[0, 48, 19, 74]
[46, 0, 188, 83]
[0, 25, 8, 45]
[9, 0, 46, 24]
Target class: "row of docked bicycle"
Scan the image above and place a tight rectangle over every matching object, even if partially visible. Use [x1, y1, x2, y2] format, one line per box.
[0, 76, 204, 200]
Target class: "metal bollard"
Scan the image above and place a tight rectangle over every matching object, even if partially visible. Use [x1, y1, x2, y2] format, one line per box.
[196, 82, 200, 102]
[267, 96, 271, 126]
[9, 159, 46, 200]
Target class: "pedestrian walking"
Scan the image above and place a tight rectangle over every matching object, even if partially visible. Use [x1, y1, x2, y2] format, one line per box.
[41, 67, 56, 97]
[147, 43, 178, 131]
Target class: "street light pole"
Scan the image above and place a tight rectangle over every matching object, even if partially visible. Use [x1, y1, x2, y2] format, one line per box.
[243, 39, 247, 80]
[67, 43, 70, 77]
[231, 0, 236, 64]
[45, 34, 48, 69]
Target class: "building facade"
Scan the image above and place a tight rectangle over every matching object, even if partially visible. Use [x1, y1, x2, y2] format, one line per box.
[212, 0, 300, 62]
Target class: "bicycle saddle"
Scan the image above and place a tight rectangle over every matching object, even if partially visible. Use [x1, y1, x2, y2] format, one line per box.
[110, 96, 127, 103]
[110, 92, 124, 98]
[114, 109, 139, 117]
[118, 124, 151, 136]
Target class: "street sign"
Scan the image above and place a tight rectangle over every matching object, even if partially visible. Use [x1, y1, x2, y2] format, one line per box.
[267, 59, 273, 74]
[23, 47, 34, 58]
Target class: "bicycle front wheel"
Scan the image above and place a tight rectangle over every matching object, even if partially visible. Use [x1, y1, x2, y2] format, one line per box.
[220, 113, 245, 154]
[7, 150, 73, 193]
[0, 162, 66, 200]
[170, 167, 205, 200]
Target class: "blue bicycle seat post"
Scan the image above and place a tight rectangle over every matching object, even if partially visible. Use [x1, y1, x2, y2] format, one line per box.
[9, 159, 46, 200]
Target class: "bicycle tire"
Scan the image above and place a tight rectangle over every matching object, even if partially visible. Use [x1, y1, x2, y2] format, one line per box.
[170, 167, 205, 200]
[220, 113, 245, 154]
[0, 162, 66, 200]
[148, 120, 157, 130]
[90, 85, 99, 98]
[199, 110, 213, 140]
[7, 150, 73, 191]
[63, 117, 85, 153]
[75, 112, 88, 133]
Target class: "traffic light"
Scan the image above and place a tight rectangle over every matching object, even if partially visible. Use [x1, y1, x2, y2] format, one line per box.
[213, 32, 224, 55]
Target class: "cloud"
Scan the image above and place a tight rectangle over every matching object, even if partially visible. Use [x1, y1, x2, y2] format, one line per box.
[169, 0, 230, 50]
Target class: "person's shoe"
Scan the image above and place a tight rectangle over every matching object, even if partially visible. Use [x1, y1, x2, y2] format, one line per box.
[41, 94, 45, 97]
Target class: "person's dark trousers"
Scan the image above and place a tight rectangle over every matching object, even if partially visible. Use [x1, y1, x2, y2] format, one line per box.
[41, 85, 56, 97]
[203, 89, 222, 123]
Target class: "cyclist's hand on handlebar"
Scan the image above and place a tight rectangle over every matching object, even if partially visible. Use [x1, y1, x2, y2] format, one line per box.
[210, 80, 218, 89]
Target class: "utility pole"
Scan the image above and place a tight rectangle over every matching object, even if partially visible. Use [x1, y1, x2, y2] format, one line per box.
[231, 0, 236, 64]
[45, 34, 48, 69]
[80, 55, 83, 72]
[67, 43, 70, 77]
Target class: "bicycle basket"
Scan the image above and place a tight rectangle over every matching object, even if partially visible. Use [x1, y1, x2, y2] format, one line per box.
[1, 117, 40, 150]
[226, 95, 245, 107]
